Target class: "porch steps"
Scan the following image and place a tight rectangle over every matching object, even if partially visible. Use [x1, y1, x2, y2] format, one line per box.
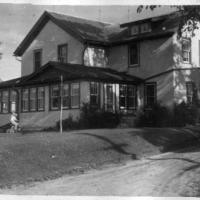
[119, 115, 135, 128]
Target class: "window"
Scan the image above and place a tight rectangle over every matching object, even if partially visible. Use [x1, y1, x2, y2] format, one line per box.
[38, 87, 45, 111]
[145, 83, 156, 108]
[62, 84, 70, 108]
[2, 91, 9, 113]
[129, 43, 139, 66]
[71, 83, 80, 108]
[34, 49, 42, 71]
[140, 23, 151, 33]
[10, 90, 17, 112]
[90, 82, 100, 106]
[50, 85, 60, 110]
[186, 82, 197, 104]
[58, 44, 68, 63]
[130, 25, 139, 35]
[119, 85, 137, 110]
[22, 89, 29, 112]
[30, 88, 37, 111]
[182, 38, 191, 63]
[106, 84, 113, 111]
[50, 83, 80, 110]
[84, 47, 107, 67]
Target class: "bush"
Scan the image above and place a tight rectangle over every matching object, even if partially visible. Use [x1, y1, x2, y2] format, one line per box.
[135, 103, 171, 127]
[56, 103, 121, 131]
[79, 103, 121, 129]
[172, 102, 199, 127]
[135, 101, 200, 127]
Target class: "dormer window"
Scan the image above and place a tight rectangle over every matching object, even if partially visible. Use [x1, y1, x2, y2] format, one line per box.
[140, 22, 151, 33]
[34, 49, 42, 71]
[129, 22, 151, 36]
[58, 44, 68, 63]
[130, 25, 139, 35]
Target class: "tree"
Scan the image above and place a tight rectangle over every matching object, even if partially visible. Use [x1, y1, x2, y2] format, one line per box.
[137, 5, 200, 37]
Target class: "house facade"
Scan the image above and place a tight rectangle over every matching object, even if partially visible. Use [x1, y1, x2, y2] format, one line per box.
[0, 11, 200, 129]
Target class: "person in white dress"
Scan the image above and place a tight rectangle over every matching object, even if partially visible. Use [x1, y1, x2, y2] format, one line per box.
[10, 112, 19, 132]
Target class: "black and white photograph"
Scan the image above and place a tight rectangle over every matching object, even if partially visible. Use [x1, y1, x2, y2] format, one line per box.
[0, 0, 200, 198]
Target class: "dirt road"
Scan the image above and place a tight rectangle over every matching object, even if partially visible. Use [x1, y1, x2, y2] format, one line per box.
[1, 146, 200, 196]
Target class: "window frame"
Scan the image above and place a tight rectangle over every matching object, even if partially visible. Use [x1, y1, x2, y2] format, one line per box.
[119, 84, 137, 110]
[70, 83, 80, 109]
[49, 82, 80, 111]
[90, 82, 100, 107]
[29, 87, 37, 111]
[140, 22, 151, 33]
[128, 42, 140, 67]
[37, 86, 45, 111]
[62, 83, 70, 109]
[186, 81, 197, 104]
[33, 49, 42, 72]
[21, 88, 29, 112]
[10, 90, 17, 113]
[50, 84, 60, 110]
[144, 82, 157, 108]
[57, 43, 68, 63]
[182, 38, 191, 64]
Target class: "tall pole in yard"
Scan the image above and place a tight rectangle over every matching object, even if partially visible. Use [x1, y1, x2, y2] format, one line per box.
[60, 75, 63, 134]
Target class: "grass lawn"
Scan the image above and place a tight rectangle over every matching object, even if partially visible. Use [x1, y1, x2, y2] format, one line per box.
[0, 127, 200, 188]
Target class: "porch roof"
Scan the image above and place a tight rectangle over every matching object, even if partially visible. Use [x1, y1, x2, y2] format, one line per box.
[17, 61, 143, 86]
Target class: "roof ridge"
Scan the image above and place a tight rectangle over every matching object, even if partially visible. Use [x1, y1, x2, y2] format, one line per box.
[47, 11, 112, 26]
[121, 10, 179, 26]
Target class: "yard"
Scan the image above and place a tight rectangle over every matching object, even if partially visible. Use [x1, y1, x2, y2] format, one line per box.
[0, 127, 200, 189]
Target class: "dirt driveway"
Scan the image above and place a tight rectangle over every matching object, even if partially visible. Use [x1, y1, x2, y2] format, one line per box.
[2, 146, 200, 196]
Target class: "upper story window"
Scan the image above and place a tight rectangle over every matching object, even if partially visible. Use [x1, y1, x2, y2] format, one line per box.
[182, 38, 191, 63]
[130, 25, 139, 35]
[84, 47, 107, 67]
[140, 23, 151, 33]
[129, 43, 139, 66]
[34, 49, 42, 71]
[58, 44, 68, 63]
[130, 22, 151, 36]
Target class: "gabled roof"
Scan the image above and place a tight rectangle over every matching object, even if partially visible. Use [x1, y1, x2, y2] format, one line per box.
[18, 61, 143, 86]
[14, 11, 181, 57]
[14, 11, 112, 56]
[0, 77, 25, 89]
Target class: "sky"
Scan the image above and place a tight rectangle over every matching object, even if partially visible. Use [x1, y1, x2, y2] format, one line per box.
[0, 0, 189, 81]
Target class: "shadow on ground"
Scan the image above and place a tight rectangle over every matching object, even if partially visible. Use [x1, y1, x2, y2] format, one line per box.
[77, 132, 137, 160]
[128, 127, 200, 153]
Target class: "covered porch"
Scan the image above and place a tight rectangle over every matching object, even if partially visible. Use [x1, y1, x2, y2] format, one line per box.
[0, 61, 143, 129]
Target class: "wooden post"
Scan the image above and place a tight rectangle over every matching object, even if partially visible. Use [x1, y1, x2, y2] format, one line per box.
[60, 75, 63, 134]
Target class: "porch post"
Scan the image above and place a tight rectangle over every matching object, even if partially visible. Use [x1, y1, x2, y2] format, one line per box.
[60, 75, 63, 134]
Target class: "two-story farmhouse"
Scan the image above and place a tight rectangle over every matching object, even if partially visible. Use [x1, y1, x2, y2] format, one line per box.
[0, 11, 200, 129]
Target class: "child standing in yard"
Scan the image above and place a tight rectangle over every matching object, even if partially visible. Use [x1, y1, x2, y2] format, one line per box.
[10, 112, 19, 132]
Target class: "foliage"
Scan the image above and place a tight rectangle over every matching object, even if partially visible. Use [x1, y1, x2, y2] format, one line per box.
[137, 5, 200, 37]
[55, 103, 121, 131]
[79, 103, 121, 129]
[135, 101, 199, 127]
[134, 103, 171, 127]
